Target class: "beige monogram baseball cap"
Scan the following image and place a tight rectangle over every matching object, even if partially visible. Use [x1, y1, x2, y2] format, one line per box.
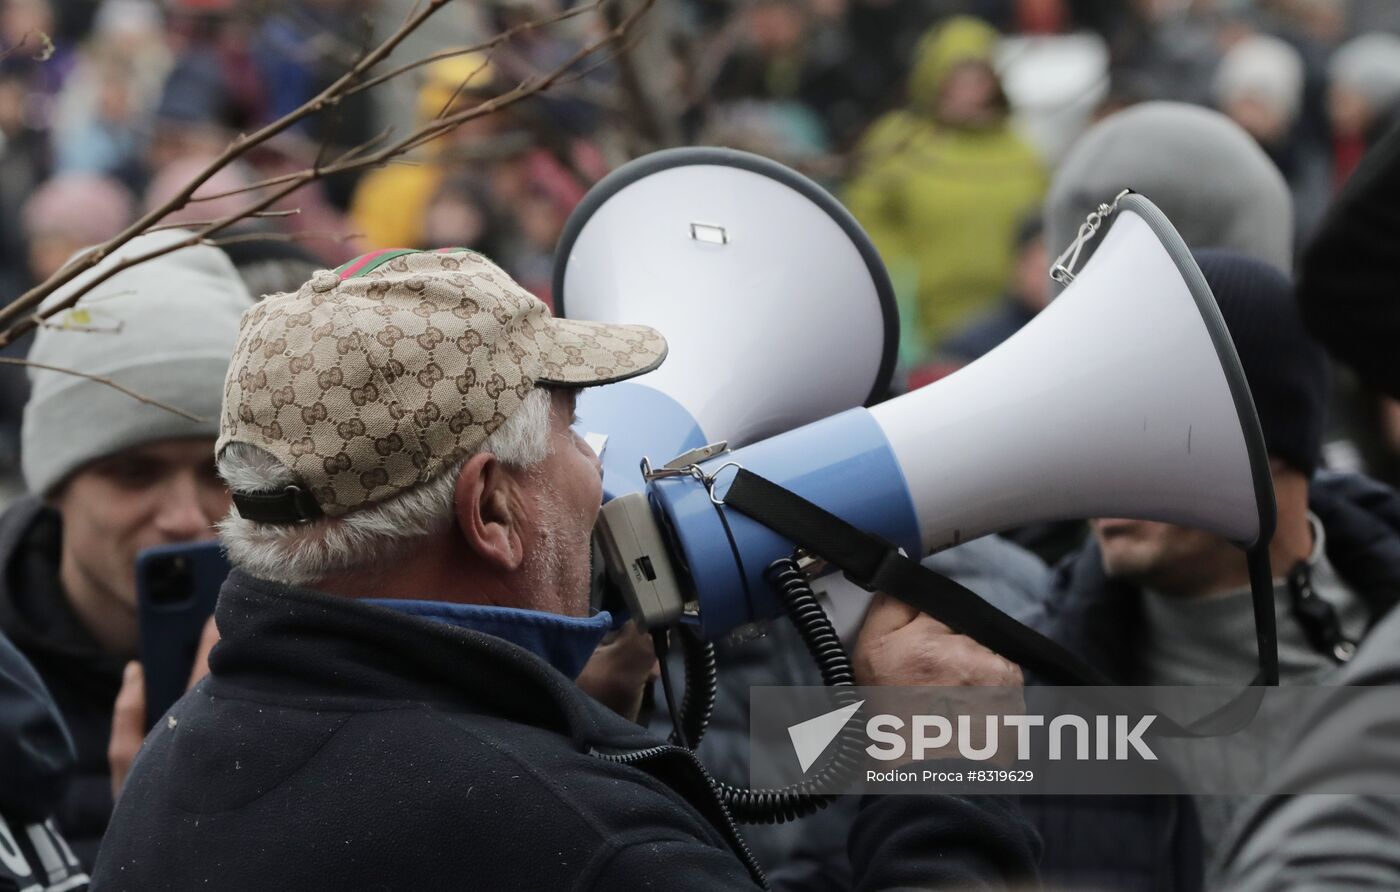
[218, 248, 666, 523]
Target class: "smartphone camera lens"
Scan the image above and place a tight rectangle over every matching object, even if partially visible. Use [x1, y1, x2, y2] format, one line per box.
[147, 556, 195, 607]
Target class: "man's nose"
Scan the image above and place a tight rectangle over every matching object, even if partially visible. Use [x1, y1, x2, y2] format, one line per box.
[154, 474, 216, 541]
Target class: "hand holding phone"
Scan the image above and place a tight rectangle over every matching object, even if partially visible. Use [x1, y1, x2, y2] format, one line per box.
[135, 541, 230, 730]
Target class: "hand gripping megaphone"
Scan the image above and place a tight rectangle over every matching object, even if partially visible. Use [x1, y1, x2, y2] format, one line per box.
[554, 148, 899, 500]
[595, 191, 1277, 683]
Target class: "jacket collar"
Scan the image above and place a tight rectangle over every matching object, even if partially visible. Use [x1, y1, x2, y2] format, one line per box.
[362, 598, 612, 679]
[210, 570, 659, 754]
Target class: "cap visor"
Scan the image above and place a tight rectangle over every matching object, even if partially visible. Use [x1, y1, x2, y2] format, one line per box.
[536, 318, 668, 386]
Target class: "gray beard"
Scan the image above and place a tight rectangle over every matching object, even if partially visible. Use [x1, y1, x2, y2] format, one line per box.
[524, 488, 590, 615]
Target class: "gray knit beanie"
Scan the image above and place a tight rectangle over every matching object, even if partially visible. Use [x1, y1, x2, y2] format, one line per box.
[1046, 102, 1293, 287]
[22, 229, 254, 495]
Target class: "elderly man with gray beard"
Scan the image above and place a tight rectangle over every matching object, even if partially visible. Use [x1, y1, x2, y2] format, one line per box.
[91, 249, 1037, 890]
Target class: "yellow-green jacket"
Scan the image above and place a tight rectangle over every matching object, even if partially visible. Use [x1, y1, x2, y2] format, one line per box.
[846, 17, 1045, 354]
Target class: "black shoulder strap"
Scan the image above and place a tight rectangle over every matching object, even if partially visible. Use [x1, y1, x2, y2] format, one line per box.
[722, 467, 1271, 737]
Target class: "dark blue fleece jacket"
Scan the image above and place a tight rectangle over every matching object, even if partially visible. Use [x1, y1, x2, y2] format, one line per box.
[93, 570, 1040, 891]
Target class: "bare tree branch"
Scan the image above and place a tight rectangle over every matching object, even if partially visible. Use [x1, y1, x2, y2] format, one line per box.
[104, 2, 612, 211]
[339, 0, 603, 101]
[0, 0, 464, 330]
[0, 358, 205, 422]
[183, 129, 407, 205]
[433, 48, 500, 120]
[145, 209, 302, 233]
[0, 172, 319, 351]
[0, 0, 653, 354]
[204, 230, 361, 249]
[601, 0, 675, 151]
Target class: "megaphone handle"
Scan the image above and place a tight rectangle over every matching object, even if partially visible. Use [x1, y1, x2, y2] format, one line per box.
[722, 468, 1276, 737]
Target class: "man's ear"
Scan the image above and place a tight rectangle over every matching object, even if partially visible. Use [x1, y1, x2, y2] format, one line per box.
[454, 452, 525, 571]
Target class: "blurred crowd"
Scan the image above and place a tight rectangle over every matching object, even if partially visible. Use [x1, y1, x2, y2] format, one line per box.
[3, 0, 1400, 493]
[5, 1, 1400, 890]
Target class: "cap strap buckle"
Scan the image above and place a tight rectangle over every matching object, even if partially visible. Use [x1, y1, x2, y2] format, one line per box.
[232, 485, 325, 525]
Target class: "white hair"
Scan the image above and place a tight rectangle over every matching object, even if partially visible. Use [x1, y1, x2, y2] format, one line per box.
[218, 387, 555, 585]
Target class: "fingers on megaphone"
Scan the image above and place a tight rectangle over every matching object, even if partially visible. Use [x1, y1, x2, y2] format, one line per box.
[858, 592, 926, 637]
[855, 596, 1022, 689]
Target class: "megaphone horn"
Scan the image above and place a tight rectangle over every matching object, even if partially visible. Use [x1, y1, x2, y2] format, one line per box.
[598, 191, 1276, 643]
[554, 147, 899, 500]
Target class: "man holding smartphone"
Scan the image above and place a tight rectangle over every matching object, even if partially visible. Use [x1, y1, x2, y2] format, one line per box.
[0, 230, 252, 866]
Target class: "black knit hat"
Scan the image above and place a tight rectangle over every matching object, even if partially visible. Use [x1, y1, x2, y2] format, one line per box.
[1194, 248, 1330, 477]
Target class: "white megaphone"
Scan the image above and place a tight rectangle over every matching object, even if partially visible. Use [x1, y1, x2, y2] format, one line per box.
[554, 147, 898, 500]
[596, 191, 1275, 646]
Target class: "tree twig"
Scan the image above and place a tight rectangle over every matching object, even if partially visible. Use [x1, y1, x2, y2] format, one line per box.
[434, 48, 500, 120]
[0, 0, 463, 330]
[601, 0, 674, 150]
[0, 0, 654, 352]
[203, 230, 360, 249]
[0, 358, 205, 423]
[182, 129, 397, 203]
[145, 209, 302, 232]
[0, 0, 653, 352]
[338, 0, 602, 102]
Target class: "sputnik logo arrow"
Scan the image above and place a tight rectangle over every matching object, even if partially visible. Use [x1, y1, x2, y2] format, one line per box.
[788, 700, 864, 773]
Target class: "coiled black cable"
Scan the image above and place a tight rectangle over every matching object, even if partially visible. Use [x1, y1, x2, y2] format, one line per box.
[667, 555, 865, 824]
[671, 624, 716, 749]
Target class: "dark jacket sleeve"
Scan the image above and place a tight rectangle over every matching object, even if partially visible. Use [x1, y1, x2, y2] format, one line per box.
[848, 790, 1041, 891]
[0, 630, 74, 821]
[1297, 122, 1400, 399]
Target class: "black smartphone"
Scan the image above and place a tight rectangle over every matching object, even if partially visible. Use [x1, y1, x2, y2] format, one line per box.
[136, 541, 230, 730]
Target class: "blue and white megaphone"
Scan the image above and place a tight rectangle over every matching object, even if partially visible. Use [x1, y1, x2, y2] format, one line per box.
[592, 191, 1274, 643]
[554, 147, 899, 502]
